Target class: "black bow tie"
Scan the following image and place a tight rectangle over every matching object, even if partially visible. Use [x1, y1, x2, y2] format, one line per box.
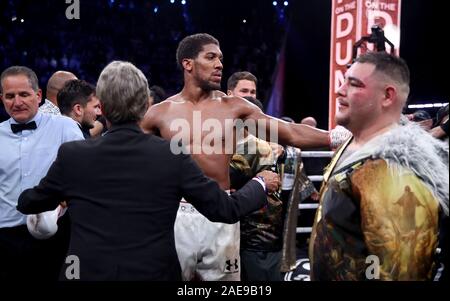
[11, 121, 37, 134]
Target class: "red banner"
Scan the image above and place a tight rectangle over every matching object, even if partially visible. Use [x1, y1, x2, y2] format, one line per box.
[329, 0, 402, 129]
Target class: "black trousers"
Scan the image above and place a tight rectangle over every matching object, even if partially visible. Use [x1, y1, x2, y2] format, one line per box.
[0, 214, 70, 281]
[240, 249, 283, 281]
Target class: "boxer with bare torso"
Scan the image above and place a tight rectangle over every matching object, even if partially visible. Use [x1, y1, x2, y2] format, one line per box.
[141, 33, 337, 280]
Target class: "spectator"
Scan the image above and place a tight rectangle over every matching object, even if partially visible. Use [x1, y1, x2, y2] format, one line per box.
[300, 116, 317, 128]
[39, 71, 77, 115]
[149, 85, 167, 105]
[57, 79, 100, 139]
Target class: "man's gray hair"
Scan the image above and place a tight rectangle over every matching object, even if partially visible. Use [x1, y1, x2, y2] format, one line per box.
[96, 61, 150, 124]
[1, 66, 39, 93]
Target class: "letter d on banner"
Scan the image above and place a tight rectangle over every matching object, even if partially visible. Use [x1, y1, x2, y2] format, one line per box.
[329, 0, 401, 130]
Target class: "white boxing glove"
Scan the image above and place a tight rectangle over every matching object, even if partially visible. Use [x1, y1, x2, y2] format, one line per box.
[329, 125, 352, 150]
[26, 205, 66, 240]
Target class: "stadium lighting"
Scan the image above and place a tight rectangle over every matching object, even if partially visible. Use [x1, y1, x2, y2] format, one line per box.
[408, 103, 448, 109]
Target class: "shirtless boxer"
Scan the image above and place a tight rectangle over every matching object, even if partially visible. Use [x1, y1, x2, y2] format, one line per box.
[141, 33, 343, 280]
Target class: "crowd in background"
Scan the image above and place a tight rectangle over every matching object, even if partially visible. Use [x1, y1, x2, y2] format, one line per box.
[0, 0, 285, 103]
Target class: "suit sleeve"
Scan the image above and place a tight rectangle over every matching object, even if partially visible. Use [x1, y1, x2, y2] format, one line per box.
[179, 154, 267, 224]
[17, 145, 67, 214]
[351, 159, 439, 280]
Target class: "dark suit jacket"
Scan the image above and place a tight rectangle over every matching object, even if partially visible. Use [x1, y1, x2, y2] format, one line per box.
[17, 123, 266, 281]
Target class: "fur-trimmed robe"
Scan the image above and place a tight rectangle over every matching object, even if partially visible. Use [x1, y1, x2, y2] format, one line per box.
[310, 122, 449, 280]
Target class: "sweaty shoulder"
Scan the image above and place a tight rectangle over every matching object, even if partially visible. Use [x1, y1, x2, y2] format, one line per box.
[141, 99, 172, 132]
[142, 93, 192, 130]
[221, 94, 259, 117]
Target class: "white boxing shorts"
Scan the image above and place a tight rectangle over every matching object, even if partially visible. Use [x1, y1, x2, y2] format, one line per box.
[174, 194, 240, 281]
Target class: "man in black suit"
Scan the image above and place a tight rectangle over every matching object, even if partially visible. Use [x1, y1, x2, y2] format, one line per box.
[17, 61, 279, 281]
